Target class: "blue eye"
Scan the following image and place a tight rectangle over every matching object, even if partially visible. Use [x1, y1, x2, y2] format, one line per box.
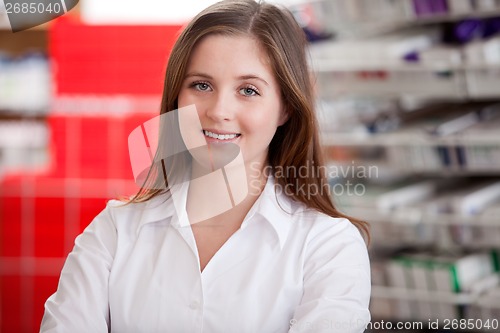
[192, 82, 211, 91]
[240, 86, 259, 97]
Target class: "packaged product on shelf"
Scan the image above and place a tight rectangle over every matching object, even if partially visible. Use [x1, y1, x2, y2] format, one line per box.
[376, 177, 469, 212]
[333, 178, 432, 210]
[412, 0, 449, 18]
[309, 28, 441, 68]
[376, 179, 437, 212]
[417, 45, 463, 66]
[369, 260, 393, 319]
[447, 0, 475, 14]
[479, 203, 500, 247]
[474, 0, 500, 10]
[466, 66, 500, 98]
[466, 285, 500, 325]
[432, 252, 496, 294]
[386, 257, 418, 320]
[408, 253, 440, 321]
[450, 181, 500, 216]
[464, 35, 500, 98]
[383, 104, 495, 172]
[386, 253, 456, 321]
[385, 144, 443, 172]
[444, 181, 500, 245]
[0, 53, 51, 114]
[0, 121, 49, 176]
[455, 106, 500, 171]
[464, 36, 500, 66]
[390, 179, 468, 244]
[316, 97, 401, 134]
[383, 251, 498, 321]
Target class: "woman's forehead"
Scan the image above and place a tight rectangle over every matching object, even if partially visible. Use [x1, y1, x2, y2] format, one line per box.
[186, 34, 274, 80]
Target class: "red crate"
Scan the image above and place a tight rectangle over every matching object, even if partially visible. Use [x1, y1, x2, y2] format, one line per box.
[50, 17, 182, 95]
[79, 116, 110, 179]
[33, 276, 61, 332]
[0, 275, 22, 333]
[33, 197, 66, 258]
[1, 17, 181, 332]
[0, 196, 22, 257]
[46, 112, 157, 180]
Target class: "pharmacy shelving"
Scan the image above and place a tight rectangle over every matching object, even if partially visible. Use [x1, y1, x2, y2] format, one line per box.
[312, 60, 500, 73]
[304, 0, 500, 100]
[301, 0, 500, 38]
[0, 13, 51, 176]
[300, 0, 500, 325]
[313, 66, 500, 100]
[321, 129, 500, 146]
[334, 8, 500, 38]
[407, 8, 500, 24]
[371, 285, 482, 304]
[340, 207, 500, 227]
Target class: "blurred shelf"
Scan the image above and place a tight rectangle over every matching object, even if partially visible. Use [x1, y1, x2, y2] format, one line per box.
[311, 60, 500, 72]
[0, 28, 48, 55]
[321, 131, 500, 147]
[314, 68, 500, 100]
[330, 7, 500, 37]
[0, 22, 52, 32]
[405, 9, 500, 25]
[476, 297, 500, 309]
[371, 285, 478, 304]
[372, 285, 500, 310]
[0, 110, 47, 121]
[308, 0, 500, 327]
[339, 206, 500, 226]
[0, 121, 48, 149]
[328, 161, 500, 176]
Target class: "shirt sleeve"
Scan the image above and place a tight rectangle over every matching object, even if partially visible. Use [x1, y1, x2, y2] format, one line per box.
[289, 218, 371, 333]
[40, 204, 118, 333]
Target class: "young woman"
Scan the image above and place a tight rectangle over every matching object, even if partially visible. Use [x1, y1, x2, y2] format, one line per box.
[41, 1, 371, 332]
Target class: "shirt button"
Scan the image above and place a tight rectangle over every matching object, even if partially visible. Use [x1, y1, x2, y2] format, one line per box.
[189, 300, 200, 309]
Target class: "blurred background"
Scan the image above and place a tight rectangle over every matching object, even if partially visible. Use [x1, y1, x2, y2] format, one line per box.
[1, 0, 500, 332]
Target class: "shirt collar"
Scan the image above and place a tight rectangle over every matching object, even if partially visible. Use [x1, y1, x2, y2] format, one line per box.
[241, 176, 294, 249]
[137, 175, 294, 249]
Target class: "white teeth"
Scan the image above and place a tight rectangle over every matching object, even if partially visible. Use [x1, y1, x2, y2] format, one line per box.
[203, 130, 239, 140]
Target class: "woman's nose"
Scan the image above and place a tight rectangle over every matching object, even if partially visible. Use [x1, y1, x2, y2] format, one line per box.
[205, 92, 233, 121]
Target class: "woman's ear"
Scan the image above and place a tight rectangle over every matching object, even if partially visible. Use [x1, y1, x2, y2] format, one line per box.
[278, 106, 289, 126]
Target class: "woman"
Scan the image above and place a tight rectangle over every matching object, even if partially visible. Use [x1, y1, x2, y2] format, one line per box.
[41, 1, 371, 332]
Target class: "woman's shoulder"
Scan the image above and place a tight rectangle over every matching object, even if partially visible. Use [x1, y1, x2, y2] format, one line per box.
[91, 193, 174, 232]
[294, 206, 364, 243]
[288, 205, 370, 271]
[266, 178, 366, 247]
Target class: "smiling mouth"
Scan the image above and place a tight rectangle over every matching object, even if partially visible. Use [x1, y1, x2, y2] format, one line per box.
[203, 130, 241, 141]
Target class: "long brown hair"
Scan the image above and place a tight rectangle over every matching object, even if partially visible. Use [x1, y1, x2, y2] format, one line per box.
[129, 0, 370, 242]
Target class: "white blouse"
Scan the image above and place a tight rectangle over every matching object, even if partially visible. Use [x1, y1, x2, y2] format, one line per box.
[40, 177, 371, 333]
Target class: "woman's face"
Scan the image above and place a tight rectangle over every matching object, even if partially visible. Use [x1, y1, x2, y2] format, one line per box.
[177, 34, 287, 171]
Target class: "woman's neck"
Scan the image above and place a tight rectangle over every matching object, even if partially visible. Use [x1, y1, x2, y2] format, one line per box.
[186, 159, 268, 227]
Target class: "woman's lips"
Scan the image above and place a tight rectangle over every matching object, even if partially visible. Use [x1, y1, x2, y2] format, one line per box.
[203, 129, 241, 143]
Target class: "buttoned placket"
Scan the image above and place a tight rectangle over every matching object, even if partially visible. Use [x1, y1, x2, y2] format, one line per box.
[173, 211, 205, 332]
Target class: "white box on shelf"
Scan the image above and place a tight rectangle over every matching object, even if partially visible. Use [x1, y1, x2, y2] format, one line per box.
[474, 0, 500, 10]
[386, 258, 416, 320]
[465, 67, 500, 98]
[448, 0, 475, 14]
[409, 255, 439, 321]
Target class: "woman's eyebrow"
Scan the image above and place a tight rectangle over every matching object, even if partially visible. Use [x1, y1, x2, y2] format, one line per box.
[185, 72, 213, 80]
[237, 75, 269, 86]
